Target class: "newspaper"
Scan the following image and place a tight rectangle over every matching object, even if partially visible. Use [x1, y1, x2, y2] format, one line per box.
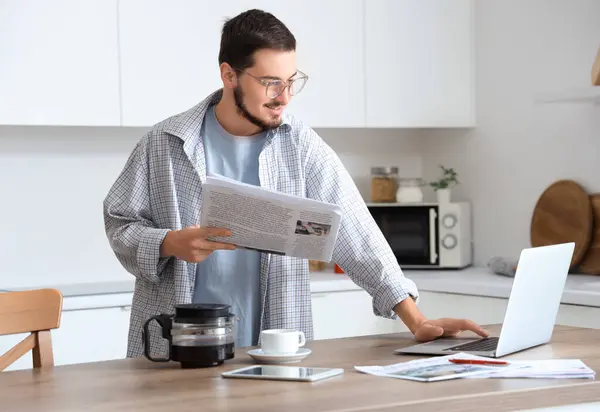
[354, 353, 527, 382]
[355, 353, 595, 382]
[199, 173, 342, 262]
[465, 359, 596, 379]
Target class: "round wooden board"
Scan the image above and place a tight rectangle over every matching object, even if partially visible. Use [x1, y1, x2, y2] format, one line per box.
[530, 179, 593, 269]
[578, 194, 600, 275]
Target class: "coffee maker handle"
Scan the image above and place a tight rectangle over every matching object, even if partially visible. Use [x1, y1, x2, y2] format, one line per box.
[142, 314, 172, 362]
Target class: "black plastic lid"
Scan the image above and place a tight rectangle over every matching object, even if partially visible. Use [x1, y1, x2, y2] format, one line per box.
[174, 303, 232, 322]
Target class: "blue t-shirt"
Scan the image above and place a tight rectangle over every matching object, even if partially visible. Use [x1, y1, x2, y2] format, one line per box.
[192, 105, 267, 348]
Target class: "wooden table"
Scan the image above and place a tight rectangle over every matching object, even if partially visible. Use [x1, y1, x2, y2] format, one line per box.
[2, 325, 600, 412]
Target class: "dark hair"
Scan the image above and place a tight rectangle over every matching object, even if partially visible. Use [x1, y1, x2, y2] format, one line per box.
[218, 9, 296, 71]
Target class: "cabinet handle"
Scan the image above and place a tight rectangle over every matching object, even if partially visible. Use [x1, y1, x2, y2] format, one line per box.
[311, 292, 331, 298]
[120, 306, 131, 312]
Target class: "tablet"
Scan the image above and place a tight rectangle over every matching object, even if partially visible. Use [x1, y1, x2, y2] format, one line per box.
[221, 365, 344, 382]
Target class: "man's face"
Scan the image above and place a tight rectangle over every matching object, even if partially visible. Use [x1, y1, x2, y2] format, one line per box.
[233, 49, 298, 131]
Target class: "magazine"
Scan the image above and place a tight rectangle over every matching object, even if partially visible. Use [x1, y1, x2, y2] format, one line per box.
[199, 173, 343, 262]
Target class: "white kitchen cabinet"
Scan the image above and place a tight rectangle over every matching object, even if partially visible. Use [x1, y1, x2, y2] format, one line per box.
[0, 332, 34, 371]
[311, 289, 408, 340]
[118, 1, 365, 128]
[51, 305, 132, 366]
[117, 0, 240, 127]
[308, 289, 600, 344]
[250, 0, 365, 128]
[417, 291, 509, 326]
[364, 0, 475, 127]
[0, 0, 121, 126]
[417, 291, 600, 330]
[1, 1, 476, 128]
[0, 304, 131, 372]
[555, 305, 600, 330]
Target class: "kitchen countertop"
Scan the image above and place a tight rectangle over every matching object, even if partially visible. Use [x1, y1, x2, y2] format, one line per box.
[3, 266, 600, 308]
[0, 280, 135, 296]
[0, 281, 136, 311]
[310, 266, 600, 308]
[3, 324, 600, 412]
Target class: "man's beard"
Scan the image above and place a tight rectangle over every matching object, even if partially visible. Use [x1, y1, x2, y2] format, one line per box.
[233, 85, 283, 132]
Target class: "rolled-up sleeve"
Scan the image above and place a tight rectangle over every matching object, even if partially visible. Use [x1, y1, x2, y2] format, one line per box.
[303, 130, 419, 318]
[103, 136, 171, 283]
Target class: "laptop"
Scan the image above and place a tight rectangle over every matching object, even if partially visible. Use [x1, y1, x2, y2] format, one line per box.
[395, 242, 575, 358]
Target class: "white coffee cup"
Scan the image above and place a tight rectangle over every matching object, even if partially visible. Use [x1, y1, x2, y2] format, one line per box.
[260, 329, 306, 355]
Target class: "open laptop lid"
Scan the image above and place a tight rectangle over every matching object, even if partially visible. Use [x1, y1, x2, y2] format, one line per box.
[393, 242, 574, 358]
[495, 242, 574, 356]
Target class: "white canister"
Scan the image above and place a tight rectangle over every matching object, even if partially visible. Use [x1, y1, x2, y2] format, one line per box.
[396, 178, 425, 203]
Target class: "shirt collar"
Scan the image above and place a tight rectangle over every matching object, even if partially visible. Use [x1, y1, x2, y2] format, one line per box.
[163, 88, 292, 150]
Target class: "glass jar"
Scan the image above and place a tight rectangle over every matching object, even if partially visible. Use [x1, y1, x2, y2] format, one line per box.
[396, 178, 426, 203]
[371, 167, 398, 203]
[309, 260, 327, 272]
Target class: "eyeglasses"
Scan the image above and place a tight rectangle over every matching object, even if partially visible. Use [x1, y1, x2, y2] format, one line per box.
[237, 69, 309, 99]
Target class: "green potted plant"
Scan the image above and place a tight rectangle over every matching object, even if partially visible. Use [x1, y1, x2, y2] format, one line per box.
[429, 165, 459, 203]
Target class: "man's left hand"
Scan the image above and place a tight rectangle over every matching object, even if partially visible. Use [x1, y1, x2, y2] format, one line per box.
[413, 318, 490, 342]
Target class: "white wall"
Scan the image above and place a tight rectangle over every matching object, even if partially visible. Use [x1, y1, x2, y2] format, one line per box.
[316, 128, 423, 200]
[421, 0, 600, 266]
[5, 0, 596, 287]
[0, 126, 142, 288]
[0, 125, 421, 288]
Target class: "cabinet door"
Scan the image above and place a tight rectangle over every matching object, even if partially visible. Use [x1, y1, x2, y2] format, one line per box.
[0, 332, 33, 371]
[251, 0, 365, 127]
[0, 0, 121, 126]
[311, 290, 408, 340]
[556, 305, 600, 330]
[417, 292, 600, 331]
[118, 0, 244, 126]
[417, 291, 508, 327]
[51, 306, 132, 366]
[0, 305, 132, 371]
[365, 0, 475, 127]
[118, 1, 365, 128]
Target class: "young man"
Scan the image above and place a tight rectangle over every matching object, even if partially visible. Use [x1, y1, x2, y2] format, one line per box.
[104, 9, 488, 358]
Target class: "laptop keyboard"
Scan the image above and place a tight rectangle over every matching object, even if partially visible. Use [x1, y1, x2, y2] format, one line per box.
[443, 336, 499, 352]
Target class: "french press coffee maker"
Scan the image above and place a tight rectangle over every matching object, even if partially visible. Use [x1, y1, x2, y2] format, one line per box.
[142, 303, 237, 368]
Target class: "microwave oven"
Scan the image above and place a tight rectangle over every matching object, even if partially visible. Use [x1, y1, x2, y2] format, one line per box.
[366, 202, 472, 269]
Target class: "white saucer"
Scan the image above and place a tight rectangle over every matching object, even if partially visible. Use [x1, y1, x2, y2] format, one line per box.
[247, 348, 312, 364]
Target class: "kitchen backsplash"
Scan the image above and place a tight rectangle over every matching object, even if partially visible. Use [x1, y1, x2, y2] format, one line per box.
[316, 128, 424, 200]
[0, 126, 423, 287]
[420, 0, 600, 267]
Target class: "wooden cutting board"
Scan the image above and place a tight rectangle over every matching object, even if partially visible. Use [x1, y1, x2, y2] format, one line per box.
[578, 193, 600, 275]
[530, 179, 593, 269]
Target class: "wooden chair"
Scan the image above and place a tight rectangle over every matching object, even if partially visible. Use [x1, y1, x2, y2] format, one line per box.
[0, 288, 63, 371]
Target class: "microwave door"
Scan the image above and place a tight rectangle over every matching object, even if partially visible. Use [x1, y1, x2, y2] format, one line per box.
[376, 206, 439, 267]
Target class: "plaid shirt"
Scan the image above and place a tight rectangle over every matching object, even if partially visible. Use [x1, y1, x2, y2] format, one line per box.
[104, 90, 419, 358]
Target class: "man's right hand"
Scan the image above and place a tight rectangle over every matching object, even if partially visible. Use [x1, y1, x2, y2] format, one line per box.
[159, 225, 236, 263]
